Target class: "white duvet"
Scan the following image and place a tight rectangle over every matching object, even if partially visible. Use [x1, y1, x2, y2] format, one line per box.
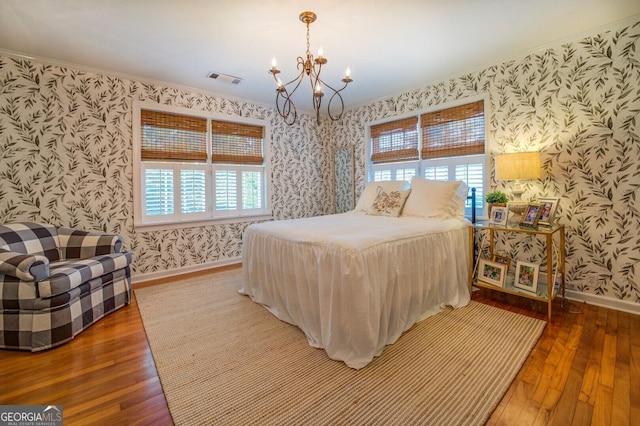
[240, 211, 470, 369]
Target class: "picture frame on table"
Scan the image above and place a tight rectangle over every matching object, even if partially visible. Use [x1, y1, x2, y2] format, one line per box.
[492, 254, 511, 272]
[489, 206, 508, 226]
[520, 203, 542, 228]
[514, 261, 539, 293]
[478, 258, 507, 288]
[537, 198, 559, 227]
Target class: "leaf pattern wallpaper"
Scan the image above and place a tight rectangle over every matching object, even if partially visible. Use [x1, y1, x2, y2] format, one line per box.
[0, 17, 639, 308]
[0, 59, 332, 274]
[330, 19, 640, 305]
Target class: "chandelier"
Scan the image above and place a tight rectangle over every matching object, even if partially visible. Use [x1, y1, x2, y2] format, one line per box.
[269, 11, 353, 125]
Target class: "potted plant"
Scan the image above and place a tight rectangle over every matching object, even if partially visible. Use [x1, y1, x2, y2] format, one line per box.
[486, 190, 508, 206]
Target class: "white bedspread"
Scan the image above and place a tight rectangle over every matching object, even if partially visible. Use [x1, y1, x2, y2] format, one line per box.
[240, 211, 470, 369]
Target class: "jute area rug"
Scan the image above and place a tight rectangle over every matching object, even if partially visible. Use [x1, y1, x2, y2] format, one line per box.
[135, 269, 546, 425]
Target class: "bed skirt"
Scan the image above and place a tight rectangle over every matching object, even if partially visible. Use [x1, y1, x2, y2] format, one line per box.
[240, 214, 470, 369]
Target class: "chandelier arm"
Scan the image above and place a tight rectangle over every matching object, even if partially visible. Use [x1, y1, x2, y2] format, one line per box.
[309, 73, 323, 124]
[272, 62, 306, 93]
[311, 63, 324, 104]
[320, 80, 349, 121]
[309, 68, 323, 98]
[327, 91, 345, 121]
[273, 65, 308, 124]
[275, 90, 297, 124]
[296, 55, 308, 74]
[278, 75, 305, 97]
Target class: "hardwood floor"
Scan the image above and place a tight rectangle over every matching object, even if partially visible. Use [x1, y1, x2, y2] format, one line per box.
[0, 288, 173, 425]
[476, 289, 640, 426]
[1, 271, 638, 425]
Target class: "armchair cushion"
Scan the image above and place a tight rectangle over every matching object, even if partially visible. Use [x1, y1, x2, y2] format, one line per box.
[39, 252, 133, 298]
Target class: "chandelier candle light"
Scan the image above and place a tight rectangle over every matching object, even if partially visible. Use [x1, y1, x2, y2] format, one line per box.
[270, 11, 353, 125]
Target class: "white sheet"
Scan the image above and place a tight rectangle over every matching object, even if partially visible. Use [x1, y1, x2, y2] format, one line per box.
[240, 211, 470, 369]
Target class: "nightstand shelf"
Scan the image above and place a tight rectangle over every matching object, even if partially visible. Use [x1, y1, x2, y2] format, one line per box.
[469, 221, 565, 320]
[474, 274, 559, 301]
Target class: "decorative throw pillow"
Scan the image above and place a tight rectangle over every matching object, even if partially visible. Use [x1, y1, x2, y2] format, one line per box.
[355, 180, 410, 212]
[367, 187, 411, 217]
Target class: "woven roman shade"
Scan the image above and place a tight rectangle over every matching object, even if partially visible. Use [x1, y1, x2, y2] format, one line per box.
[211, 120, 264, 165]
[141, 110, 208, 162]
[370, 117, 419, 164]
[420, 100, 485, 159]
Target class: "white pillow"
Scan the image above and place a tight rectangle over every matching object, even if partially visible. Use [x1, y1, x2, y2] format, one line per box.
[402, 176, 465, 219]
[355, 180, 410, 212]
[450, 181, 469, 219]
[367, 187, 411, 217]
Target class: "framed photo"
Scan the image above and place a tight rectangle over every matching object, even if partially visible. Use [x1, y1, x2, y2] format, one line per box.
[489, 206, 508, 226]
[478, 259, 507, 288]
[514, 261, 539, 293]
[492, 254, 511, 272]
[537, 198, 559, 226]
[520, 203, 542, 228]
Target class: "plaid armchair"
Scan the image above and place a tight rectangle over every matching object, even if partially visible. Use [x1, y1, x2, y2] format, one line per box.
[0, 222, 133, 351]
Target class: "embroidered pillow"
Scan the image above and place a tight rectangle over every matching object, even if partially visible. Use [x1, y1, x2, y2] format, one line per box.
[355, 180, 410, 212]
[367, 187, 411, 217]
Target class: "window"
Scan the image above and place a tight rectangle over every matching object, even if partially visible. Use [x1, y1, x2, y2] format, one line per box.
[211, 119, 265, 218]
[370, 117, 419, 164]
[370, 117, 419, 182]
[134, 103, 270, 226]
[368, 98, 487, 218]
[420, 100, 486, 218]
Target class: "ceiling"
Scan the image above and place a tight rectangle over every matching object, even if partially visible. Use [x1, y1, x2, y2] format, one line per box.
[1, 1, 639, 115]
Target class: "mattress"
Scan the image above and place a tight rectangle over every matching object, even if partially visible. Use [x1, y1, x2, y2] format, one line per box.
[240, 211, 470, 369]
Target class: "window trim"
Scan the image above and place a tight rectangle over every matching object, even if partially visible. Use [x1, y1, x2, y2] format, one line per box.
[365, 95, 490, 218]
[132, 101, 272, 230]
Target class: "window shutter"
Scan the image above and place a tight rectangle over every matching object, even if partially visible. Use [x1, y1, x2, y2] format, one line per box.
[141, 110, 208, 162]
[211, 120, 264, 165]
[420, 100, 485, 159]
[241, 171, 262, 209]
[180, 169, 207, 214]
[215, 170, 238, 210]
[370, 117, 419, 164]
[144, 168, 174, 216]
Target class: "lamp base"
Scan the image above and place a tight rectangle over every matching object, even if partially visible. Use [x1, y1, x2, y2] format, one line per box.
[508, 202, 528, 223]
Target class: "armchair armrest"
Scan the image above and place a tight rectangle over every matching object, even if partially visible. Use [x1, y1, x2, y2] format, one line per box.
[0, 248, 50, 281]
[57, 227, 124, 259]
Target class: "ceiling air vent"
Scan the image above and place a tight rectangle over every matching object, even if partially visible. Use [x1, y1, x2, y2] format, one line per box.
[207, 72, 242, 85]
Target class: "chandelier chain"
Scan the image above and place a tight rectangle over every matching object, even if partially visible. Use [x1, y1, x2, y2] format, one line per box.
[306, 23, 311, 58]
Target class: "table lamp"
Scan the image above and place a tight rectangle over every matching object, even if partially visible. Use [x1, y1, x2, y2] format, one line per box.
[495, 152, 541, 220]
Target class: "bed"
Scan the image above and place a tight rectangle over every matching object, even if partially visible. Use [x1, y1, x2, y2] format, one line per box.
[240, 177, 473, 369]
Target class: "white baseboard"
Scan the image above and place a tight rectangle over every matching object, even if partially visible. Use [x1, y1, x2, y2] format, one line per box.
[563, 290, 640, 316]
[132, 256, 242, 285]
[536, 272, 640, 315]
